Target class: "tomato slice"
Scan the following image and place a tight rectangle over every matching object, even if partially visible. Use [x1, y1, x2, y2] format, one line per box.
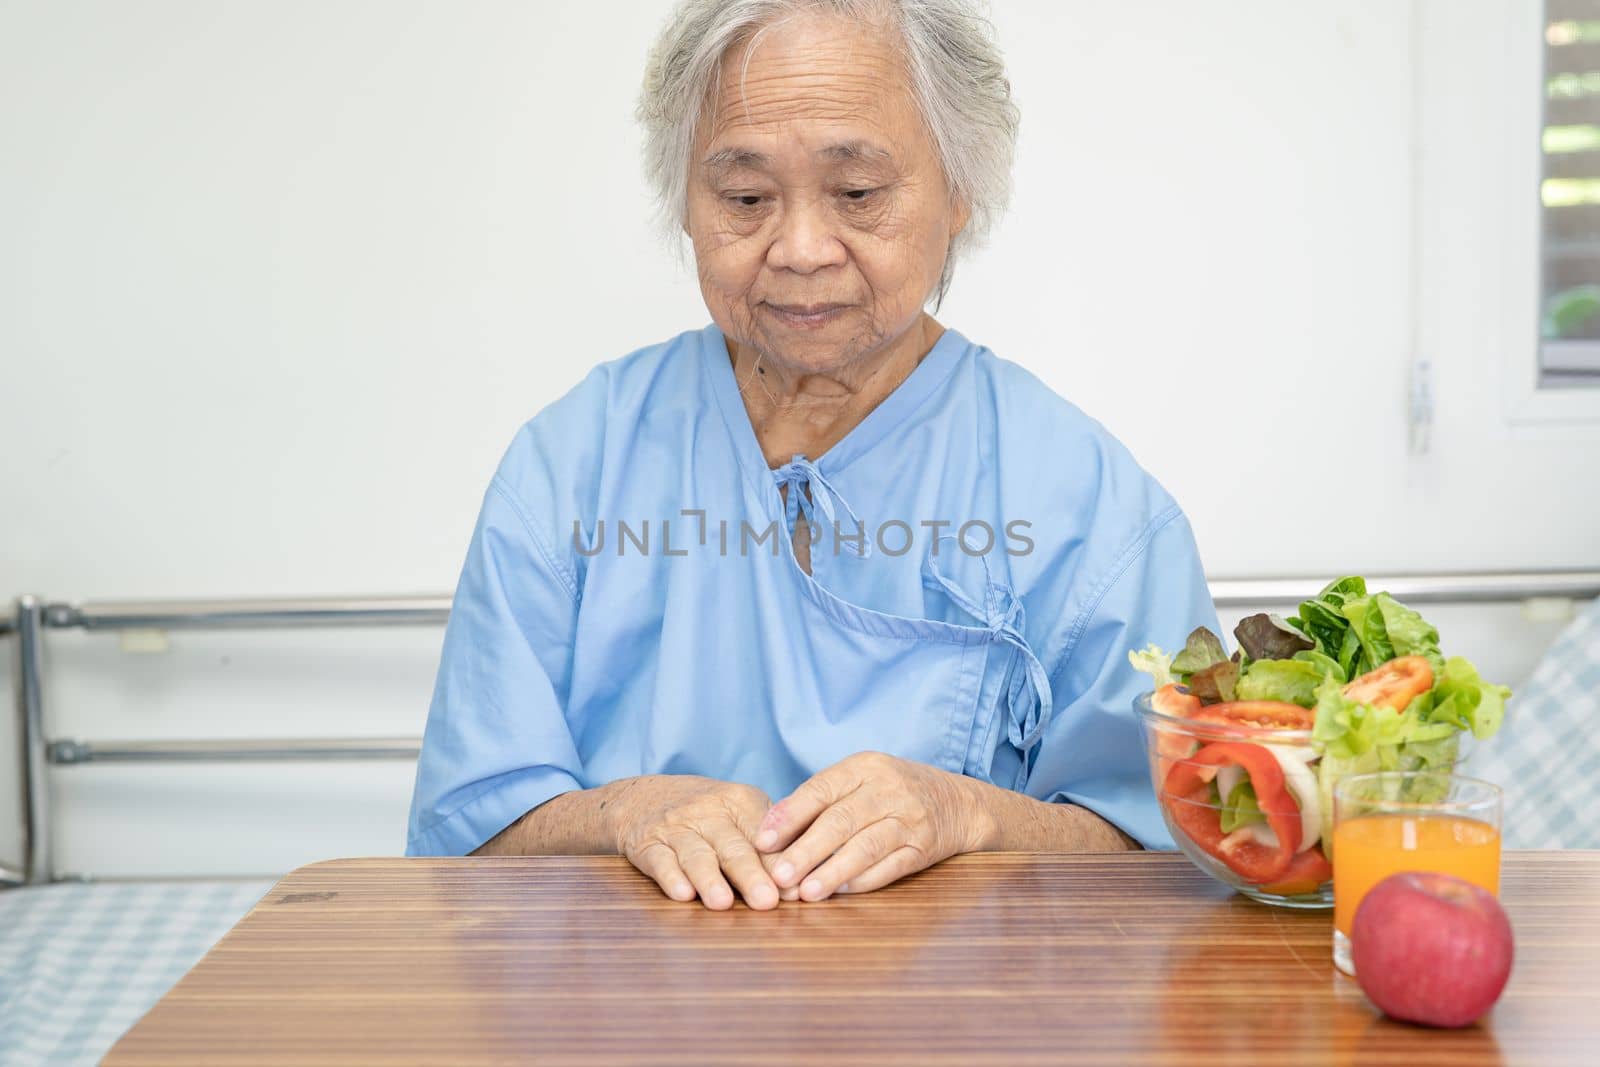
[1191, 701, 1315, 730]
[1151, 683, 1202, 717]
[1257, 846, 1333, 896]
[1343, 655, 1434, 711]
[1150, 684, 1203, 781]
[1162, 742, 1302, 884]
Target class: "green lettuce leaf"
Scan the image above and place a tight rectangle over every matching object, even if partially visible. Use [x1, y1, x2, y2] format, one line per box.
[1336, 627, 1364, 678]
[1171, 627, 1229, 681]
[1383, 733, 1462, 774]
[1340, 596, 1392, 672]
[1317, 749, 1380, 854]
[1312, 678, 1465, 852]
[1293, 600, 1347, 655]
[1322, 576, 1370, 600]
[1219, 781, 1266, 833]
[1337, 591, 1443, 677]
[1310, 675, 1457, 760]
[1288, 576, 1366, 664]
[1128, 645, 1176, 690]
[1372, 594, 1445, 671]
[1267, 577, 1511, 853]
[1312, 675, 1391, 759]
[1235, 657, 1330, 708]
[1417, 657, 1510, 739]
[1293, 649, 1347, 684]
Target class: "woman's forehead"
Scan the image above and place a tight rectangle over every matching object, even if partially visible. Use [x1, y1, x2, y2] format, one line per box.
[700, 14, 922, 157]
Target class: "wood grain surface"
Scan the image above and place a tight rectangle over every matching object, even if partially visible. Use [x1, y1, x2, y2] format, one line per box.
[104, 852, 1600, 1066]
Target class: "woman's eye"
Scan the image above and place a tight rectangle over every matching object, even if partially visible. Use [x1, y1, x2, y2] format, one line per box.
[842, 188, 878, 202]
[727, 194, 764, 207]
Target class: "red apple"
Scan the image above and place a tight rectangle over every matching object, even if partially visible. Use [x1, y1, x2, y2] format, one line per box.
[1351, 871, 1514, 1028]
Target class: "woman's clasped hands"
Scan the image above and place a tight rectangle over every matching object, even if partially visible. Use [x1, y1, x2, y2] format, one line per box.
[614, 752, 994, 910]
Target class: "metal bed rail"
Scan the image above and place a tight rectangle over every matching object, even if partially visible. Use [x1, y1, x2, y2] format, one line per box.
[5, 570, 1599, 887]
[39, 572, 1600, 633]
[9, 597, 47, 889]
[45, 595, 451, 632]
[1214, 571, 1600, 606]
[46, 738, 423, 764]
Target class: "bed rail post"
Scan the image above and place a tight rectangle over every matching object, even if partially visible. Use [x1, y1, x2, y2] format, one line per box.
[13, 595, 51, 885]
[0, 601, 19, 887]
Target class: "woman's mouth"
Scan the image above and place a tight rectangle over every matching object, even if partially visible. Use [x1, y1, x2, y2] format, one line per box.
[762, 303, 849, 329]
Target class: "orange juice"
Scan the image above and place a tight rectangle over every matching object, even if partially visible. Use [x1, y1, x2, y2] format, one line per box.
[1333, 813, 1501, 936]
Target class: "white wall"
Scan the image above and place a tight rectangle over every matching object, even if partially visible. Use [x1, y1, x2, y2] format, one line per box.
[2, 1, 1595, 878]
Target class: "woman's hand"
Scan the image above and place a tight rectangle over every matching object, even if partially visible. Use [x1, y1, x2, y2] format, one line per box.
[611, 775, 782, 911]
[754, 752, 996, 902]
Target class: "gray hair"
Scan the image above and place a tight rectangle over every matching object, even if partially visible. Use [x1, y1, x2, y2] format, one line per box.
[637, 0, 1019, 304]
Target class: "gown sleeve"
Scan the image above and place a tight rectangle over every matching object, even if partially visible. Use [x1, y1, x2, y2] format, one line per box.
[1024, 508, 1220, 848]
[405, 473, 587, 856]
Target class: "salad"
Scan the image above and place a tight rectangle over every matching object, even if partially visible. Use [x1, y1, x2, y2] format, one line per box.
[1130, 576, 1511, 897]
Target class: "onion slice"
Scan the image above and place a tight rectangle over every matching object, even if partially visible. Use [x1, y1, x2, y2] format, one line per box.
[1263, 744, 1321, 853]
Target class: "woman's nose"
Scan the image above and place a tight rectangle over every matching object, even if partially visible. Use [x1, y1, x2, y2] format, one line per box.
[766, 198, 848, 275]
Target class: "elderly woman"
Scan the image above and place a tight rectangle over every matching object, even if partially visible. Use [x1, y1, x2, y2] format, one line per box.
[407, 0, 1218, 909]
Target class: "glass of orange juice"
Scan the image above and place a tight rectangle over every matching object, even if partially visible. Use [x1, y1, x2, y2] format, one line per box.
[1331, 772, 1502, 976]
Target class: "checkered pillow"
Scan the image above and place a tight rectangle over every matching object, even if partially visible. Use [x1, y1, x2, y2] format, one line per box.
[1467, 597, 1600, 849]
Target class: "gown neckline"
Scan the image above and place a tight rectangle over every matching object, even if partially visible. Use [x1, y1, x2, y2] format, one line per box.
[701, 320, 971, 497]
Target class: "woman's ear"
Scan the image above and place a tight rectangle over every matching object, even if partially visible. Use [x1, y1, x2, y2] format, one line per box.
[949, 197, 971, 240]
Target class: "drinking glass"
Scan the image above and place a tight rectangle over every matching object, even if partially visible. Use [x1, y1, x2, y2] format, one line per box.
[1330, 771, 1502, 976]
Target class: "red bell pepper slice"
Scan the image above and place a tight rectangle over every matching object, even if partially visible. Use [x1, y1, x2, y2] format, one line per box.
[1258, 846, 1333, 897]
[1162, 742, 1303, 884]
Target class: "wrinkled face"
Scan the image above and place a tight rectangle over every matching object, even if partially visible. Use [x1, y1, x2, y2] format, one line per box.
[686, 12, 967, 374]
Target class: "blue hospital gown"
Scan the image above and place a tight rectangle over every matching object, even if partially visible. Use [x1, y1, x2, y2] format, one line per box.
[406, 324, 1218, 855]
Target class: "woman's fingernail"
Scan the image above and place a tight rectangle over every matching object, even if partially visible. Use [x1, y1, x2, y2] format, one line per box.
[837, 883, 851, 894]
[756, 829, 778, 850]
[774, 861, 795, 884]
[801, 877, 824, 900]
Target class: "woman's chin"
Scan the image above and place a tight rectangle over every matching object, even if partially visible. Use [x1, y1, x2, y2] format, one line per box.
[749, 317, 874, 368]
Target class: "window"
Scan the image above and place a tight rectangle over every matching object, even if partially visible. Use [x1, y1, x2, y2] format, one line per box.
[1542, 1, 1600, 385]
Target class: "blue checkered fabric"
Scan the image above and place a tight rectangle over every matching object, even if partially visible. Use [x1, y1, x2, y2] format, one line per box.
[0, 880, 271, 1066]
[1469, 597, 1600, 849]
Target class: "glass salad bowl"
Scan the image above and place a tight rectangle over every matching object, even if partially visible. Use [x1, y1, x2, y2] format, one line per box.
[1136, 687, 1473, 909]
[1136, 689, 1334, 909]
[1127, 577, 1507, 910]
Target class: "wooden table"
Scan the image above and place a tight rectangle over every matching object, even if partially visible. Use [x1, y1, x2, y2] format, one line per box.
[105, 852, 1600, 1066]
